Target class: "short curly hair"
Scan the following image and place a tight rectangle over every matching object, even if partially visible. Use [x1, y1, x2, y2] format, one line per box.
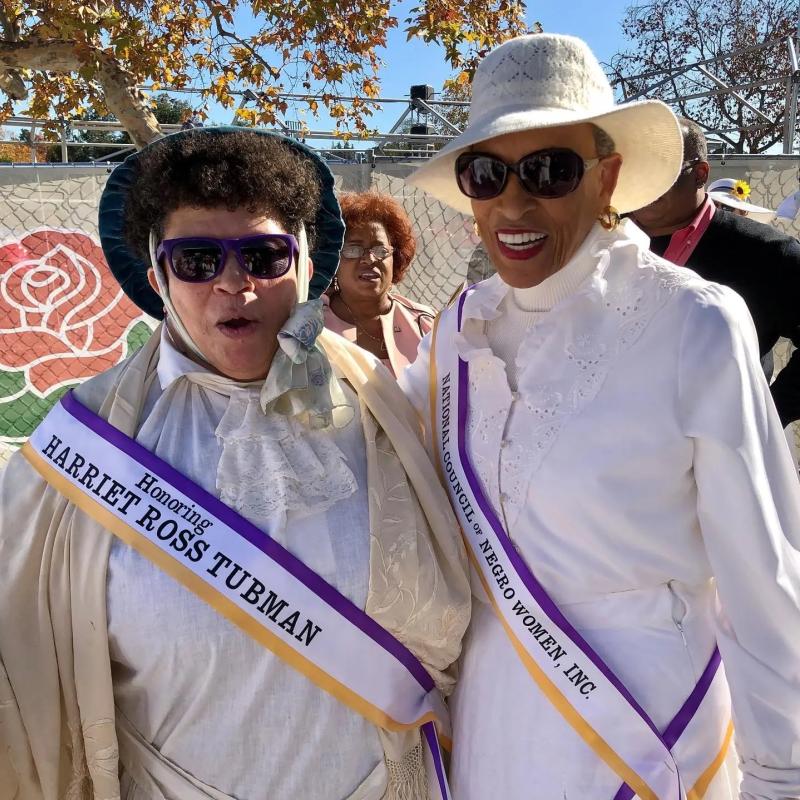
[124, 130, 321, 262]
[339, 192, 417, 283]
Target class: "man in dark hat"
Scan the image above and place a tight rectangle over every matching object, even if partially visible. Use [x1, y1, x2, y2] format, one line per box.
[631, 117, 800, 427]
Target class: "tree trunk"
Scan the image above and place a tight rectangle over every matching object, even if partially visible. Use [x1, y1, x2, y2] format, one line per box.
[0, 39, 162, 148]
[0, 68, 25, 99]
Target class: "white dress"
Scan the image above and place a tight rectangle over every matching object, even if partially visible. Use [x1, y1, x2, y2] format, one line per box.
[107, 328, 384, 800]
[401, 222, 800, 800]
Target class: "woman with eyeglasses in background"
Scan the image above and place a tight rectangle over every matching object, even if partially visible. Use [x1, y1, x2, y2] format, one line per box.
[324, 192, 434, 377]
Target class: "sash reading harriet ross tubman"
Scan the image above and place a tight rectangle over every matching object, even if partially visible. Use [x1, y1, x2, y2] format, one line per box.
[22, 390, 452, 799]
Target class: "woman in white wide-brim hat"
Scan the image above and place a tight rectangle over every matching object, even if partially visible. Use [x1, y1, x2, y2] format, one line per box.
[401, 32, 800, 800]
[708, 177, 776, 224]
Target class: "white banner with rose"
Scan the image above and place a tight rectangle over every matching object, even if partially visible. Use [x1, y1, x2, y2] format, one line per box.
[0, 226, 154, 465]
[0, 168, 155, 466]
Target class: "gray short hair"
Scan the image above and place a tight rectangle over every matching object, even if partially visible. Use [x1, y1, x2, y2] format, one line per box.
[676, 117, 708, 162]
[590, 124, 616, 157]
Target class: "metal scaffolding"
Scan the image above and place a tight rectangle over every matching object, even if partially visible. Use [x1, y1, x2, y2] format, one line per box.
[0, 88, 468, 164]
[4, 37, 799, 163]
[611, 34, 800, 154]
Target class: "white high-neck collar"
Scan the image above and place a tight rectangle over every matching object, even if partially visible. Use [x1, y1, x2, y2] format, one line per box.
[485, 225, 607, 392]
[503, 223, 604, 313]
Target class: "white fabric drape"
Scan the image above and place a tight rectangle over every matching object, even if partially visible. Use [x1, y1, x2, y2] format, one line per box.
[108, 327, 384, 800]
[0, 323, 471, 800]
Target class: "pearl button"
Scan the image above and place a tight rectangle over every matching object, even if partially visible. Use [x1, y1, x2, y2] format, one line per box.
[500, 439, 511, 448]
[510, 391, 520, 401]
[500, 492, 510, 503]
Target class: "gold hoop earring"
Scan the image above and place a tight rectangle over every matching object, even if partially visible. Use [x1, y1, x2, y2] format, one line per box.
[332, 275, 340, 293]
[472, 218, 480, 236]
[598, 205, 620, 231]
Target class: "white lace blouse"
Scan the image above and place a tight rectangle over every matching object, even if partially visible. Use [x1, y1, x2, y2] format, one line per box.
[401, 222, 800, 800]
[106, 327, 384, 800]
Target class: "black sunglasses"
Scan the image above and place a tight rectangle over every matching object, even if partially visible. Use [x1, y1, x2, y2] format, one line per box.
[455, 148, 601, 200]
[156, 234, 299, 283]
[678, 157, 703, 176]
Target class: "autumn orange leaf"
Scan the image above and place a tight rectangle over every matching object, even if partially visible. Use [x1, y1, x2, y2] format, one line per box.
[0, 0, 526, 147]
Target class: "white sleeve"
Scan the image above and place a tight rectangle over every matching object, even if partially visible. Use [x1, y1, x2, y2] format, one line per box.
[677, 285, 800, 800]
[398, 328, 434, 446]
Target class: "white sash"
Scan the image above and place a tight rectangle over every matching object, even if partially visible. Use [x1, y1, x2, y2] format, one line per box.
[23, 391, 451, 799]
[430, 289, 732, 800]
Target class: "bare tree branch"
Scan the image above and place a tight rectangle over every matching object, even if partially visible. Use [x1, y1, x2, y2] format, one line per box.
[205, 2, 280, 80]
[611, 0, 792, 152]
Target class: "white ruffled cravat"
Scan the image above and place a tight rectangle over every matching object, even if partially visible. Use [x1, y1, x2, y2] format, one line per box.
[137, 329, 359, 556]
[141, 223, 361, 555]
[199, 374, 357, 530]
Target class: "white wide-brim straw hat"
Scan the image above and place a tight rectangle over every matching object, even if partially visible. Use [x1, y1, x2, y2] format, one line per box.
[707, 178, 775, 223]
[408, 33, 683, 215]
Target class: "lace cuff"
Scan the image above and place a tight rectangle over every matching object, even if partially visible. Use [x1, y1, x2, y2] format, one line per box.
[260, 298, 353, 429]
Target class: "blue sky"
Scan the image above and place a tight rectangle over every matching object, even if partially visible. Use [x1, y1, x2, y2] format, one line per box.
[197, 0, 634, 140]
[376, 0, 633, 97]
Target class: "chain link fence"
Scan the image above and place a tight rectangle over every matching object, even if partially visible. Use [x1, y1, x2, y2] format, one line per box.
[0, 167, 156, 466]
[1, 159, 799, 468]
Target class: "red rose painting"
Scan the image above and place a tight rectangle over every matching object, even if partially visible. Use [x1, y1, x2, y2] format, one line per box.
[0, 229, 146, 396]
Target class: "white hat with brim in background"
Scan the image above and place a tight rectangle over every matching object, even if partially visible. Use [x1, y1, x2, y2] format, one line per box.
[408, 33, 683, 216]
[707, 178, 775, 224]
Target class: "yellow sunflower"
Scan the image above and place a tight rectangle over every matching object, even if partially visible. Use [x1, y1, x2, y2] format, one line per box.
[733, 180, 751, 200]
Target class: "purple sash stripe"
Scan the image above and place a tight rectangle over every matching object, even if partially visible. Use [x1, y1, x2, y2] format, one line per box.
[612, 647, 722, 800]
[60, 390, 435, 692]
[453, 291, 663, 741]
[423, 721, 450, 799]
[663, 647, 721, 749]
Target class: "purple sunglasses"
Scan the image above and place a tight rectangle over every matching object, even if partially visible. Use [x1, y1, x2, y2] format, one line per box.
[156, 234, 299, 283]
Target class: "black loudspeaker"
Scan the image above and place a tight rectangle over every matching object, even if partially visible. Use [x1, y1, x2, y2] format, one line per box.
[410, 84, 434, 101]
[410, 123, 433, 136]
